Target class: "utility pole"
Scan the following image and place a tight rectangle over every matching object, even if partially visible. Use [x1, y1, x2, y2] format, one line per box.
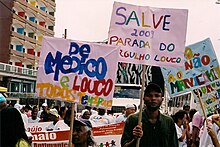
[64, 29, 67, 39]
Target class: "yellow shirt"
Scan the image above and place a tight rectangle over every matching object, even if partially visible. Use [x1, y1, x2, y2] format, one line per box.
[16, 138, 31, 147]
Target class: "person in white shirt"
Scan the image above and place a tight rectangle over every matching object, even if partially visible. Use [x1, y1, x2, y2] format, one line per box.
[90, 108, 114, 127]
[199, 114, 220, 147]
[116, 104, 135, 123]
[28, 109, 40, 123]
[14, 103, 28, 126]
[46, 108, 69, 131]
[174, 110, 190, 147]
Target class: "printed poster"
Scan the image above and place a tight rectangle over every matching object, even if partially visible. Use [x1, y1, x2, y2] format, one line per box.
[162, 38, 220, 97]
[92, 122, 124, 147]
[27, 122, 70, 147]
[36, 36, 119, 109]
[108, 2, 188, 67]
[27, 122, 124, 147]
[192, 81, 220, 115]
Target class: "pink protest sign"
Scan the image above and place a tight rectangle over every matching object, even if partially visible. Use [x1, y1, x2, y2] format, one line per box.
[108, 2, 188, 67]
[36, 37, 119, 109]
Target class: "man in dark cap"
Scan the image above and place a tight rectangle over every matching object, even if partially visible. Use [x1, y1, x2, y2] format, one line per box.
[121, 83, 178, 147]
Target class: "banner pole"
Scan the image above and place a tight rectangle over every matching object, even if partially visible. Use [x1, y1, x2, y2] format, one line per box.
[195, 90, 208, 124]
[136, 64, 146, 147]
[69, 103, 75, 147]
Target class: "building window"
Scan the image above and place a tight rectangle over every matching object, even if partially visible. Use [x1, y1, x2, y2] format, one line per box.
[10, 82, 19, 92]
[49, 12, 54, 16]
[24, 31, 26, 36]
[48, 26, 54, 31]
[11, 26, 14, 31]
[10, 44, 13, 49]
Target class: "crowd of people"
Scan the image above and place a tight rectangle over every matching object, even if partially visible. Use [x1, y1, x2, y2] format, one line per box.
[1, 83, 220, 147]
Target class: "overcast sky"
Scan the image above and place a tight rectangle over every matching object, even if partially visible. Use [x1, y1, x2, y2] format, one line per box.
[55, 0, 220, 53]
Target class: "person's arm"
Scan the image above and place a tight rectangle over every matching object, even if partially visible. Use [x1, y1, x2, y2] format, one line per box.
[180, 120, 190, 142]
[121, 115, 140, 147]
[122, 124, 143, 147]
[179, 128, 187, 141]
[212, 114, 220, 128]
[207, 127, 220, 147]
[191, 126, 199, 147]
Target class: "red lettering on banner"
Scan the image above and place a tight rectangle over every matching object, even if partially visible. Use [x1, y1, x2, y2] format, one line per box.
[93, 122, 125, 136]
[32, 130, 70, 142]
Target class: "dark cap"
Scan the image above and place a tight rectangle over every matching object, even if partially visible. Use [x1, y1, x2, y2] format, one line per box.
[144, 83, 163, 96]
[74, 119, 92, 129]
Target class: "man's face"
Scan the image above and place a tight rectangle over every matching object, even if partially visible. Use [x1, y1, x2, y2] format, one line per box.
[183, 106, 190, 113]
[32, 111, 38, 120]
[0, 102, 7, 110]
[72, 125, 89, 144]
[144, 91, 163, 111]
[42, 106, 47, 111]
[125, 108, 135, 117]
[82, 111, 91, 119]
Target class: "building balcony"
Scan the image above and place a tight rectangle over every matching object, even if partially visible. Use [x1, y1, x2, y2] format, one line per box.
[15, 0, 27, 7]
[26, 2, 39, 13]
[0, 62, 37, 78]
[7, 92, 37, 99]
[11, 31, 25, 40]
[24, 52, 35, 60]
[24, 35, 36, 44]
[37, 40, 42, 46]
[37, 25, 54, 35]
[12, 14, 25, 24]
[26, 19, 38, 30]
[14, 1, 27, 11]
[46, 0, 56, 8]
[47, 13, 55, 21]
[37, 9, 47, 17]
[10, 50, 36, 65]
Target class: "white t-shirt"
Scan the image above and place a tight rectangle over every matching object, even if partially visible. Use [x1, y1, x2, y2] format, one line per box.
[28, 117, 40, 123]
[90, 114, 113, 127]
[37, 110, 43, 118]
[199, 116, 220, 147]
[46, 120, 70, 131]
[115, 114, 126, 123]
[21, 113, 28, 126]
[175, 123, 187, 147]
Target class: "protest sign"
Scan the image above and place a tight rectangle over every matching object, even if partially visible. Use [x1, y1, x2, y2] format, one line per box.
[162, 38, 220, 97]
[27, 122, 53, 133]
[93, 122, 124, 147]
[36, 37, 119, 109]
[27, 122, 124, 147]
[27, 122, 70, 147]
[108, 2, 188, 67]
[192, 81, 220, 115]
[31, 130, 70, 147]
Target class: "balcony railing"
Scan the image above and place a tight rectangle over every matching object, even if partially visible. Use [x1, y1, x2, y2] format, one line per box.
[7, 92, 37, 99]
[0, 62, 37, 77]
